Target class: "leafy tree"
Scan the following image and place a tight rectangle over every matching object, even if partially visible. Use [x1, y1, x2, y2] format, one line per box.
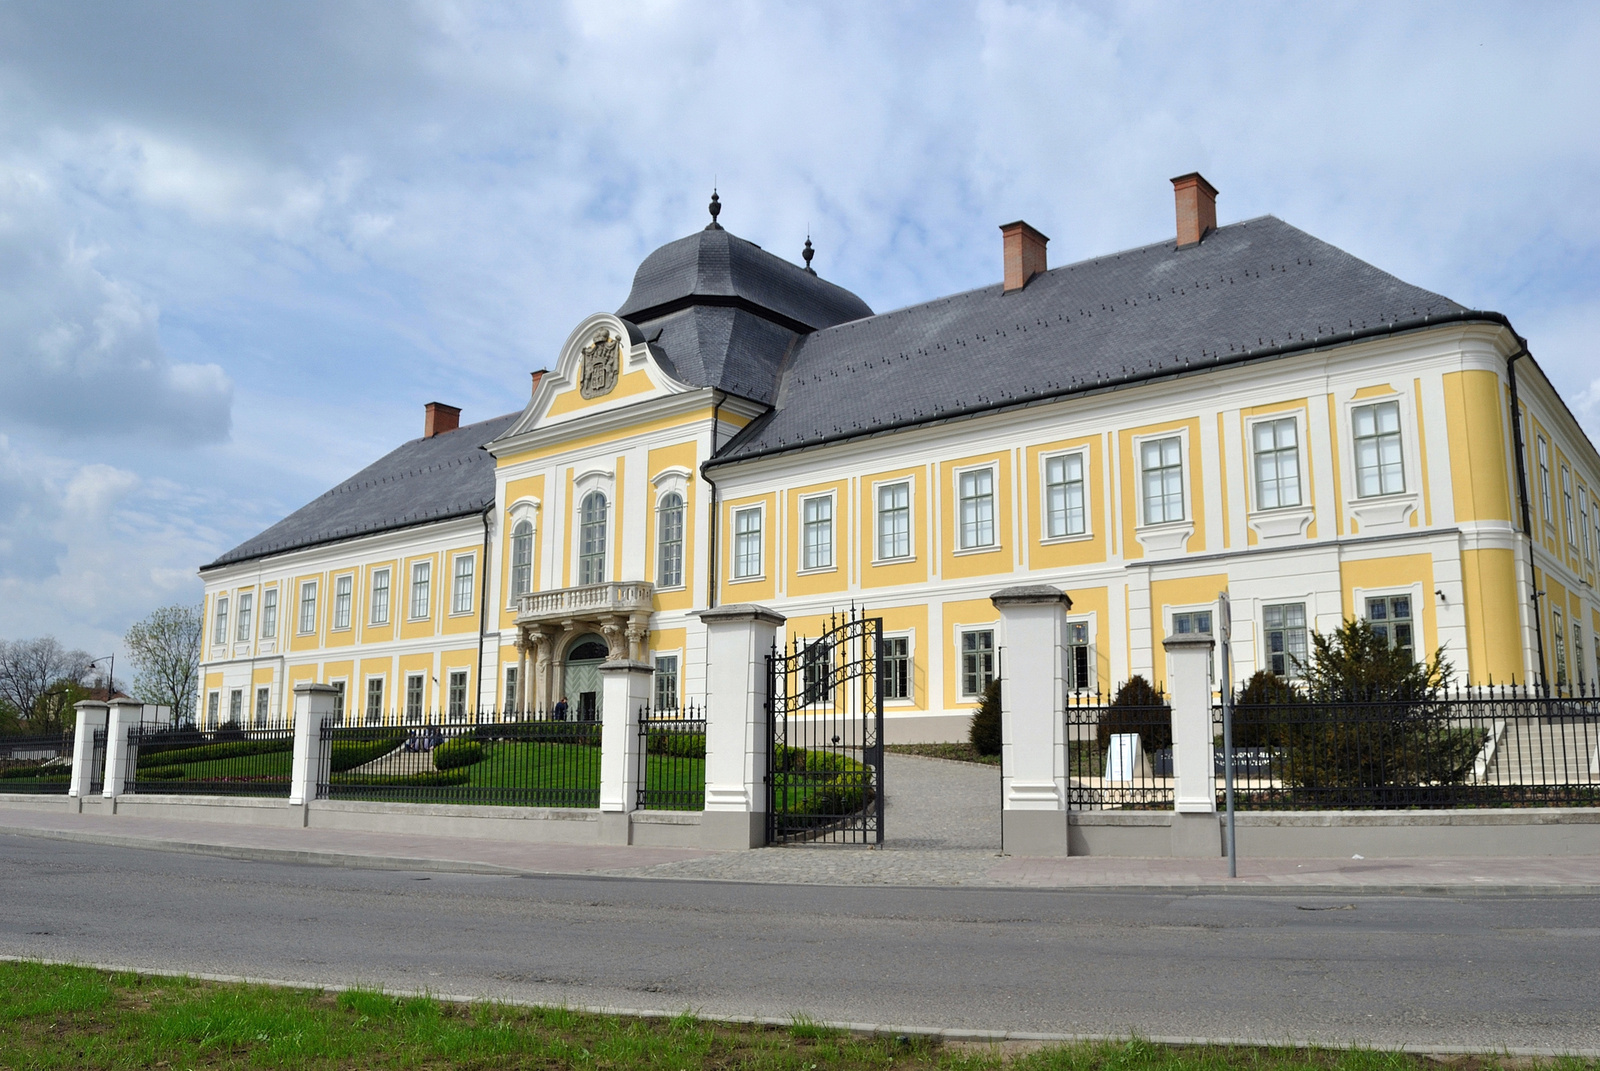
[1302, 616, 1451, 703]
[125, 603, 202, 722]
[1096, 675, 1172, 753]
[968, 680, 1002, 756]
[1230, 670, 1303, 748]
[0, 637, 94, 732]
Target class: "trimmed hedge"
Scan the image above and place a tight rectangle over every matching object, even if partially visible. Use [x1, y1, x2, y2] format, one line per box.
[332, 770, 471, 788]
[135, 738, 292, 767]
[135, 765, 187, 780]
[0, 763, 64, 779]
[432, 739, 484, 771]
[330, 735, 406, 773]
[646, 730, 706, 758]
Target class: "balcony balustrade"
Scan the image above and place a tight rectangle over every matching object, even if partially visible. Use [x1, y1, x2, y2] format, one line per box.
[515, 581, 655, 624]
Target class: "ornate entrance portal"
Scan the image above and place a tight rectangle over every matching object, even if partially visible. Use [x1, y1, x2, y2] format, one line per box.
[562, 635, 608, 720]
[509, 581, 654, 715]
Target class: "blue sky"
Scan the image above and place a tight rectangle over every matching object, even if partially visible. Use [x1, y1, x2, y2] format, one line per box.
[1, 1, 1597, 660]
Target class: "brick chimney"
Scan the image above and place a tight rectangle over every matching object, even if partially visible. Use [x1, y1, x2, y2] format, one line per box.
[1171, 172, 1218, 248]
[1000, 220, 1049, 293]
[424, 402, 460, 438]
[529, 370, 545, 398]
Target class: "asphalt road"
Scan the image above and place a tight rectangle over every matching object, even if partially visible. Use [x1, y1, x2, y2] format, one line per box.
[3, 835, 1598, 1052]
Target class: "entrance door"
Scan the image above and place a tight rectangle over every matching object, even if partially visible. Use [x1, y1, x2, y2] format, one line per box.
[563, 635, 608, 721]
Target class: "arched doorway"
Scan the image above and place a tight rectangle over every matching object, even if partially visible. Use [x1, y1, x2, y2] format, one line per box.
[562, 634, 608, 721]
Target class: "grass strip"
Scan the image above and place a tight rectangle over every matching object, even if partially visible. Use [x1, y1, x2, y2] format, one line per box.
[887, 742, 1001, 766]
[2, 960, 1592, 1070]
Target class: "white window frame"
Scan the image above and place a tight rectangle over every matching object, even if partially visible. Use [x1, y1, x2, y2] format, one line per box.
[404, 672, 426, 723]
[503, 666, 518, 715]
[1351, 398, 1407, 499]
[228, 688, 243, 725]
[799, 492, 836, 573]
[653, 652, 681, 712]
[451, 553, 475, 616]
[958, 626, 997, 698]
[505, 496, 541, 606]
[447, 669, 469, 720]
[1552, 608, 1568, 688]
[655, 490, 686, 590]
[1167, 606, 1215, 684]
[1262, 601, 1309, 679]
[213, 596, 229, 646]
[1065, 617, 1095, 693]
[254, 685, 270, 725]
[1561, 465, 1577, 548]
[954, 463, 999, 552]
[1249, 414, 1304, 511]
[409, 560, 432, 621]
[881, 631, 914, 704]
[329, 679, 347, 723]
[872, 478, 914, 563]
[364, 675, 385, 724]
[369, 568, 390, 626]
[1580, 486, 1593, 564]
[205, 690, 220, 729]
[1537, 435, 1553, 525]
[1363, 590, 1417, 663]
[1138, 434, 1187, 526]
[1041, 449, 1090, 542]
[332, 573, 353, 631]
[731, 504, 765, 581]
[298, 580, 318, 635]
[260, 588, 277, 640]
[577, 490, 609, 586]
[235, 591, 254, 643]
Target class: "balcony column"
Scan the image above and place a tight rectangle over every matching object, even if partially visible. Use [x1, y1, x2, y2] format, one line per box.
[626, 614, 650, 662]
[513, 631, 530, 715]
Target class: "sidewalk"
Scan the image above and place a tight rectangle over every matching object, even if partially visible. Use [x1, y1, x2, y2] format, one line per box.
[6, 803, 1600, 893]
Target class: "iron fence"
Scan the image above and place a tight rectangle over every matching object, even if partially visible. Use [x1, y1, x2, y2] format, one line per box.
[636, 702, 705, 810]
[127, 724, 294, 797]
[326, 706, 597, 728]
[1063, 690, 1175, 810]
[89, 728, 107, 795]
[0, 729, 75, 794]
[1215, 685, 1600, 809]
[318, 711, 601, 807]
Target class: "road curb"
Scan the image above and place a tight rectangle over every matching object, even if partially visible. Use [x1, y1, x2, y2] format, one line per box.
[8, 825, 1600, 896]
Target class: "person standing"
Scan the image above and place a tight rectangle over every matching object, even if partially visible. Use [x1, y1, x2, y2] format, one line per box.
[552, 695, 568, 722]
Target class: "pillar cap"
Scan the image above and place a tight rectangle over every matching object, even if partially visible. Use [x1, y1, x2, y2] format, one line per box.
[696, 603, 786, 626]
[599, 658, 655, 673]
[293, 681, 340, 695]
[990, 584, 1072, 609]
[73, 699, 110, 711]
[107, 697, 145, 708]
[1162, 633, 1215, 651]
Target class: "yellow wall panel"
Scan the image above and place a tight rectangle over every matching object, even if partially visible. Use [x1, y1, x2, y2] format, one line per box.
[647, 442, 699, 612]
[787, 478, 850, 598]
[942, 596, 1001, 709]
[1025, 435, 1108, 570]
[939, 451, 1013, 580]
[1118, 418, 1205, 559]
[1459, 548, 1521, 684]
[858, 466, 928, 589]
[1339, 554, 1438, 661]
[545, 367, 657, 418]
[722, 491, 777, 602]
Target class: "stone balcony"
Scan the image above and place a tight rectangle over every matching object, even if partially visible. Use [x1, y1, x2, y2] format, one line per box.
[514, 581, 655, 626]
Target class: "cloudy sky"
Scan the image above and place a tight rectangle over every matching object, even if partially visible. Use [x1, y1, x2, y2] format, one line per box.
[1, 1, 1597, 659]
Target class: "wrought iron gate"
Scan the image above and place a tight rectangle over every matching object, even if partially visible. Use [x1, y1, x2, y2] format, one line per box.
[766, 607, 884, 845]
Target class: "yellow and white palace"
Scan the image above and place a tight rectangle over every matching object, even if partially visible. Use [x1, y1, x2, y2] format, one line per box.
[197, 175, 1600, 740]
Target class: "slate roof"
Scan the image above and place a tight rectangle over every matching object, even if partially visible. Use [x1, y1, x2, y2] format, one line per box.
[708, 215, 1485, 466]
[205, 412, 519, 570]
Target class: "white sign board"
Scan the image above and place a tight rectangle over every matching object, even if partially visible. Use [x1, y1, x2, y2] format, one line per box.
[1104, 733, 1141, 783]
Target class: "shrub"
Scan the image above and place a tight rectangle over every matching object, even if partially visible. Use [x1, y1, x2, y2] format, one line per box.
[134, 738, 292, 766]
[432, 739, 484, 771]
[968, 680, 1002, 756]
[1096, 676, 1171, 753]
[1229, 670, 1303, 748]
[135, 765, 187, 780]
[647, 730, 706, 758]
[329, 735, 406, 773]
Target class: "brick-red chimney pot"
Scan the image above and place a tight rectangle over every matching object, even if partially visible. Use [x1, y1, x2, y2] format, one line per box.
[424, 402, 461, 438]
[1000, 220, 1049, 293]
[1171, 172, 1218, 248]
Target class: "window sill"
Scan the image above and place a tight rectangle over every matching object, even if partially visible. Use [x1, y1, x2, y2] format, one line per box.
[653, 583, 687, 594]
[870, 554, 916, 567]
[795, 565, 838, 577]
[728, 574, 767, 585]
[1133, 521, 1193, 557]
[1039, 530, 1092, 547]
[1246, 506, 1313, 543]
[1347, 493, 1417, 533]
[447, 609, 474, 618]
[952, 543, 1002, 557]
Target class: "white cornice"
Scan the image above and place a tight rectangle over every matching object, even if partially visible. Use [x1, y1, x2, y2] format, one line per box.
[488, 387, 764, 459]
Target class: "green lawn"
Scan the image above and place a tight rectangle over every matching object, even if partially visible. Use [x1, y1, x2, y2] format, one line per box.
[2, 960, 1584, 1071]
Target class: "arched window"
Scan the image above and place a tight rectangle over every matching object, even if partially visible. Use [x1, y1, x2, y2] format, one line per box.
[510, 520, 533, 595]
[579, 491, 607, 585]
[657, 492, 684, 588]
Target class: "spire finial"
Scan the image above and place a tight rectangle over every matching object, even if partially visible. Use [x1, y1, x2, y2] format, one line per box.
[802, 235, 816, 275]
[706, 188, 723, 230]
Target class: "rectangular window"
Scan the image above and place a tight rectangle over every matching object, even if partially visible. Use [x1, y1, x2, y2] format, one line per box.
[447, 670, 469, 720]
[1067, 621, 1091, 692]
[1353, 400, 1405, 497]
[733, 507, 762, 579]
[452, 554, 474, 615]
[960, 629, 995, 697]
[260, 588, 277, 639]
[657, 497, 684, 588]
[881, 636, 910, 701]
[1576, 625, 1586, 689]
[1140, 437, 1185, 524]
[409, 561, 431, 620]
[1537, 435, 1553, 524]
[1581, 488, 1593, 564]
[254, 686, 270, 724]
[1263, 602, 1308, 678]
[1562, 466, 1577, 547]
[958, 468, 995, 549]
[298, 581, 317, 634]
[1172, 610, 1213, 635]
[236, 592, 253, 642]
[1044, 453, 1087, 538]
[1366, 595, 1414, 662]
[801, 641, 832, 704]
[365, 678, 384, 724]
[801, 495, 834, 570]
[206, 691, 219, 729]
[1253, 417, 1302, 509]
[503, 667, 518, 714]
[875, 481, 911, 560]
[333, 575, 353, 631]
[213, 597, 229, 646]
[1553, 610, 1568, 688]
[228, 689, 242, 725]
[654, 654, 680, 711]
[405, 673, 425, 722]
[370, 569, 390, 625]
[331, 681, 345, 723]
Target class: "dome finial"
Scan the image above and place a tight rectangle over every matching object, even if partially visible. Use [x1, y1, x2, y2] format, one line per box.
[802, 235, 816, 275]
[706, 188, 723, 231]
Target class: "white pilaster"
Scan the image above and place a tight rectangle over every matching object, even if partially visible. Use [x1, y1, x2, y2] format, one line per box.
[696, 603, 785, 849]
[69, 700, 108, 799]
[1163, 632, 1221, 857]
[290, 682, 338, 807]
[102, 699, 170, 798]
[598, 659, 653, 843]
[992, 584, 1072, 856]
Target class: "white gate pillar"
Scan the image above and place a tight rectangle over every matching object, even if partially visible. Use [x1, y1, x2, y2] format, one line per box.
[598, 659, 653, 843]
[290, 682, 338, 808]
[992, 584, 1073, 856]
[102, 699, 169, 798]
[69, 700, 109, 799]
[1163, 633, 1222, 857]
[697, 603, 785, 850]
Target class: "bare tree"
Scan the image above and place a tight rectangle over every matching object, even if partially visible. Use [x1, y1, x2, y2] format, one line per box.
[0, 637, 94, 733]
[125, 604, 202, 724]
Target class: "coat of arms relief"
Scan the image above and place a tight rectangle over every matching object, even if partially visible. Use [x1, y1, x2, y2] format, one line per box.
[579, 331, 620, 399]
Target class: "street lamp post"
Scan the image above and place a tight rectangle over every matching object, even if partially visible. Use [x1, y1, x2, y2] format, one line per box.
[86, 655, 115, 701]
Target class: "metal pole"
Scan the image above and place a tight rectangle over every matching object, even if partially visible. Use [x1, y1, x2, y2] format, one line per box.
[1219, 592, 1236, 878]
